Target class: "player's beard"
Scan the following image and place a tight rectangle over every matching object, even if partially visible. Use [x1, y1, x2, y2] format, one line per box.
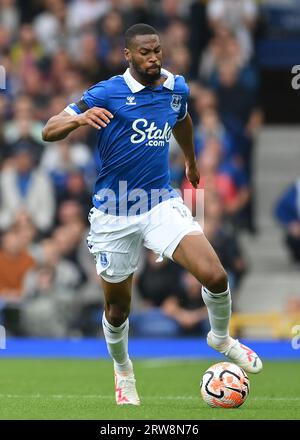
[132, 60, 161, 84]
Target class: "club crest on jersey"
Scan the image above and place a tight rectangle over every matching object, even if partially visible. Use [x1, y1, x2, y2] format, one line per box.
[126, 96, 136, 105]
[170, 94, 182, 111]
[99, 252, 109, 268]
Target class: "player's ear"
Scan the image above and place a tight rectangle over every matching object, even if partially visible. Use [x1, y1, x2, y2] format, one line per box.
[124, 48, 131, 63]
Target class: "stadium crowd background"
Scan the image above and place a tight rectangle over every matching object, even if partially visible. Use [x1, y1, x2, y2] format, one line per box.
[0, 0, 297, 338]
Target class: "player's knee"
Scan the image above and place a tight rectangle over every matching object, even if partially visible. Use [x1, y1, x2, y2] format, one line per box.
[106, 304, 129, 327]
[205, 267, 228, 293]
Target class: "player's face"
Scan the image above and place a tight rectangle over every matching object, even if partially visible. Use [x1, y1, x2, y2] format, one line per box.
[125, 34, 162, 83]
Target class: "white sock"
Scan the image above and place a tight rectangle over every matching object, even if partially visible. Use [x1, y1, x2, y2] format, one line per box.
[201, 283, 232, 345]
[102, 312, 132, 373]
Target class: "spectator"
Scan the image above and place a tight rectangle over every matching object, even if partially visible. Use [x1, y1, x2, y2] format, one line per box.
[21, 264, 78, 337]
[56, 199, 84, 226]
[154, 0, 187, 30]
[0, 226, 35, 299]
[67, 0, 110, 33]
[0, 0, 20, 35]
[21, 67, 51, 119]
[133, 250, 185, 337]
[274, 178, 300, 263]
[4, 95, 45, 145]
[188, 0, 211, 79]
[167, 45, 191, 77]
[13, 210, 38, 248]
[164, 18, 189, 50]
[0, 123, 10, 165]
[134, 251, 210, 336]
[10, 23, 44, 77]
[57, 172, 92, 220]
[49, 50, 73, 94]
[0, 141, 55, 233]
[200, 30, 256, 84]
[104, 42, 126, 77]
[52, 221, 88, 285]
[194, 87, 218, 116]
[59, 69, 86, 103]
[4, 95, 43, 143]
[162, 271, 210, 336]
[8, 134, 44, 166]
[210, 60, 259, 132]
[182, 138, 250, 224]
[0, 94, 10, 123]
[0, 24, 12, 54]
[76, 31, 110, 85]
[194, 108, 236, 159]
[29, 238, 82, 289]
[209, 59, 262, 233]
[98, 10, 124, 61]
[207, 0, 258, 63]
[204, 190, 247, 290]
[41, 137, 94, 195]
[124, 0, 154, 29]
[33, 0, 68, 55]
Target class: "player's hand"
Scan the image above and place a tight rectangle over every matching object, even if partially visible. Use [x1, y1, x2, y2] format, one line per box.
[185, 161, 200, 189]
[77, 107, 113, 130]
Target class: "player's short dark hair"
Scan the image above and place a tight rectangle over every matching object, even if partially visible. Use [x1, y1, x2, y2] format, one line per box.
[125, 23, 159, 48]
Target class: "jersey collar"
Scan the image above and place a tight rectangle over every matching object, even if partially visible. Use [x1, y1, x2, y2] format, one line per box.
[123, 68, 175, 93]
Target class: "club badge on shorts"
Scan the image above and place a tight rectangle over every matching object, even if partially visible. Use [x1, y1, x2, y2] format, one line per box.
[100, 252, 109, 268]
[170, 94, 182, 112]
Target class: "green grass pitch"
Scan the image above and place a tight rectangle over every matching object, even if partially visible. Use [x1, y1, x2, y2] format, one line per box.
[0, 359, 299, 420]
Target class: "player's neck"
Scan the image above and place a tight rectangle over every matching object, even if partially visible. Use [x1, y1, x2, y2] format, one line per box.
[129, 68, 164, 89]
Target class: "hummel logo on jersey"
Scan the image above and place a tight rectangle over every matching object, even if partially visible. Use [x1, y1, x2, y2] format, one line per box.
[130, 118, 172, 147]
[126, 96, 136, 105]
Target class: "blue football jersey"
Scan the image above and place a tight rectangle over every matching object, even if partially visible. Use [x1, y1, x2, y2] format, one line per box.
[65, 68, 189, 215]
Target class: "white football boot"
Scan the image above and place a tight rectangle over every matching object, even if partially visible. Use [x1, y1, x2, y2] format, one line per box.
[114, 366, 140, 405]
[207, 331, 263, 374]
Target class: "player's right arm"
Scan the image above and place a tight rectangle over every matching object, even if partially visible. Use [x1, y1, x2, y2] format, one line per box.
[43, 82, 112, 142]
[42, 107, 113, 142]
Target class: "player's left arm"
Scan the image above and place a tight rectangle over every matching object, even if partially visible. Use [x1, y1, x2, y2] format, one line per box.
[172, 112, 199, 189]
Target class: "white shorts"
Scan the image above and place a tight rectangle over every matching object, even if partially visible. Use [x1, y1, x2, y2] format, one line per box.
[87, 197, 203, 283]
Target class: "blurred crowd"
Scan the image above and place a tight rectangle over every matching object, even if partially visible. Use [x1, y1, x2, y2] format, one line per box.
[0, 0, 265, 338]
[275, 177, 300, 265]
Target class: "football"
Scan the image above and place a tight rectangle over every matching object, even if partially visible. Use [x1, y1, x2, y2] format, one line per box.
[200, 362, 250, 408]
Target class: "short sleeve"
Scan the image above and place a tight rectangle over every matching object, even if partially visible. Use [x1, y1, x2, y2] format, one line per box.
[64, 83, 107, 115]
[177, 82, 189, 122]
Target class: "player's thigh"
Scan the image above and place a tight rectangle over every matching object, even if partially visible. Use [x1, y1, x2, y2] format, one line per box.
[172, 233, 227, 289]
[87, 207, 143, 285]
[143, 197, 202, 261]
